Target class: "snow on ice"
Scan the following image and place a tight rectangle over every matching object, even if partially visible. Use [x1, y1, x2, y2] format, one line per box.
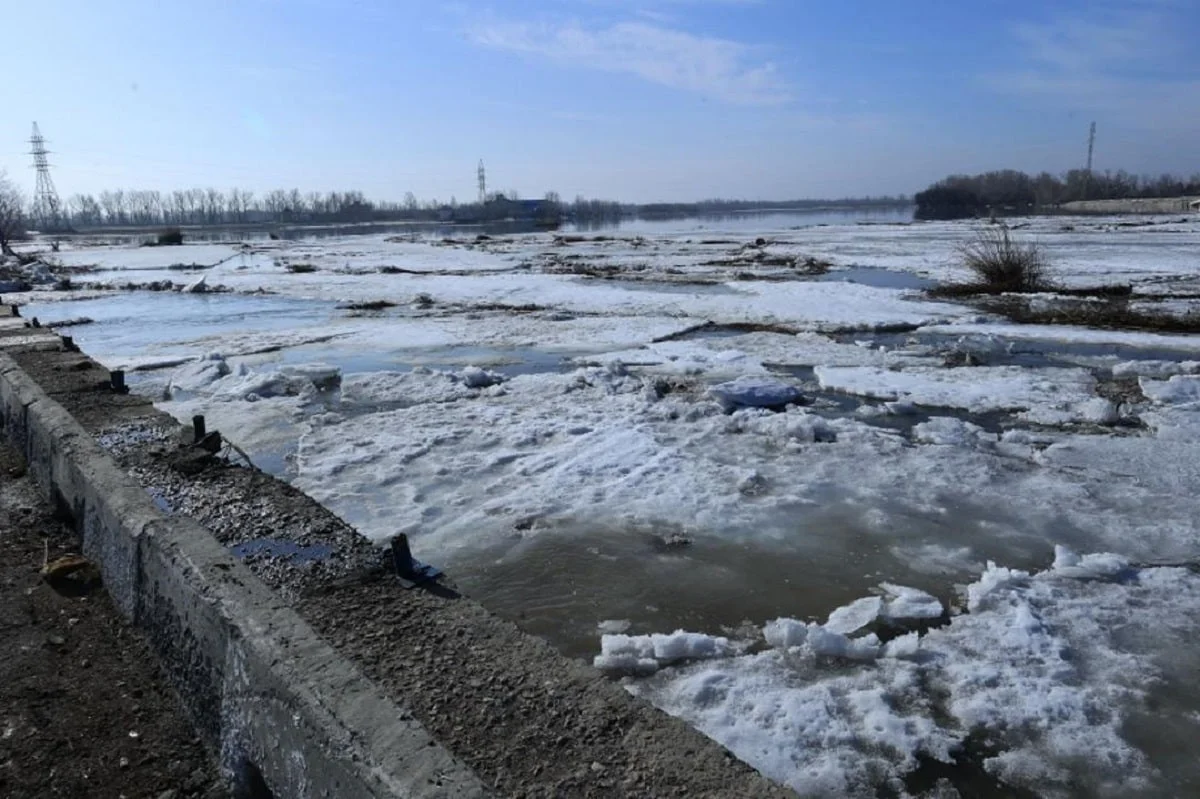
[623, 551, 1200, 798]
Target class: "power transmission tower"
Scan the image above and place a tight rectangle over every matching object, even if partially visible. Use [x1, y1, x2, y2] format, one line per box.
[477, 159, 487, 204]
[1083, 121, 1096, 200]
[29, 122, 64, 231]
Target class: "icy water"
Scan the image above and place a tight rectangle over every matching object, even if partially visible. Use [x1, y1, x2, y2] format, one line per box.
[451, 501, 989, 660]
[815, 265, 934, 291]
[17, 215, 1200, 797]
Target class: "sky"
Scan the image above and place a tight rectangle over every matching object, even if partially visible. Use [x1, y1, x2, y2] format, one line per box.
[2, 0, 1198, 204]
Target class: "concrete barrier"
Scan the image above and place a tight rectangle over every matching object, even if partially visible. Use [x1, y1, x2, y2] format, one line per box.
[1060, 196, 1200, 214]
[0, 349, 489, 799]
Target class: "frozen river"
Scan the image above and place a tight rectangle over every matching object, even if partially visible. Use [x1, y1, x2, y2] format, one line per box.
[15, 210, 1200, 797]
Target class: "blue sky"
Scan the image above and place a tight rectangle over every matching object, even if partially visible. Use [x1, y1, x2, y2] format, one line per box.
[2, 0, 1197, 203]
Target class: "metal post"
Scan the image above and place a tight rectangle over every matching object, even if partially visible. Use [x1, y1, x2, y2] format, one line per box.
[390, 534, 414, 578]
[192, 415, 206, 443]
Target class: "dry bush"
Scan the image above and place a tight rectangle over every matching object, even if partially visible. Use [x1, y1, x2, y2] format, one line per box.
[958, 226, 1050, 293]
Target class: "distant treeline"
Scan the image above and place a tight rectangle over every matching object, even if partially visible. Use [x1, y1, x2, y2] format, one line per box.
[42, 186, 908, 231]
[54, 187, 558, 229]
[915, 169, 1200, 220]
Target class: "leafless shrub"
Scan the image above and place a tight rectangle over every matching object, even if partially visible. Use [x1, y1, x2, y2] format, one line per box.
[957, 226, 1051, 293]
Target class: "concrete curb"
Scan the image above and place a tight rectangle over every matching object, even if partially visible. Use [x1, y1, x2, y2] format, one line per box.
[0, 350, 489, 799]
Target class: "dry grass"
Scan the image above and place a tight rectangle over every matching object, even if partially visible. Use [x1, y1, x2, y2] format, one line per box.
[980, 296, 1200, 334]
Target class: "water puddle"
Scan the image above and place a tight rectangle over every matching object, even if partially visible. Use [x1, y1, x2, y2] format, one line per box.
[447, 499, 1050, 659]
[586, 279, 741, 296]
[815, 266, 935, 291]
[229, 538, 332, 563]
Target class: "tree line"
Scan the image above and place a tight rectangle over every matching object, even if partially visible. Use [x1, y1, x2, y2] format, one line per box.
[915, 169, 1200, 220]
[34, 185, 908, 231]
[39, 186, 632, 229]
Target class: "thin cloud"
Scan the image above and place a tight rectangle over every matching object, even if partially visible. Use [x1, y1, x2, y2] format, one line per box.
[1010, 5, 1182, 73]
[987, 4, 1200, 133]
[468, 18, 790, 106]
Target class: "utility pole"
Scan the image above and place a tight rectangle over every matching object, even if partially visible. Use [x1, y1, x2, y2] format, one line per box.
[29, 122, 63, 231]
[1084, 121, 1096, 200]
[477, 160, 487, 204]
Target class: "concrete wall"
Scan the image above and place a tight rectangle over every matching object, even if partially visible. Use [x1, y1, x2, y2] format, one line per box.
[1060, 196, 1200, 214]
[0, 343, 488, 798]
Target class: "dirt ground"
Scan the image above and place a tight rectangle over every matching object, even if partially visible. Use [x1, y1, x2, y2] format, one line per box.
[0, 437, 227, 799]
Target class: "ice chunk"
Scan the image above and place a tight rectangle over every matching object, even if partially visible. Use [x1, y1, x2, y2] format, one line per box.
[652, 631, 732, 662]
[824, 596, 882, 634]
[592, 653, 660, 675]
[999, 429, 1058, 446]
[279, 363, 341, 391]
[815, 364, 1094, 413]
[1052, 544, 1082, 570]
[459, 365, 505, 388]
[339, 370, 476, 406]
[1112, 360, 1200, 379]
[765, 616, 881, 659]
[593, 633, 657, 674]
[1140, 375, 1200, 405]
[166, 355, 230, 395]
[1073, 397, 1120, 424]
[881, 631, 921, 659]
[707, 376, 804, 411]
[763, 618, 809, 649]
[592, 630, 732, 674]
[967, 562, 1031, 612]
[182, 274, 208, 293]
[879, 584, 944, 621]
[597, 619, 631, 634]
[1051, 546, 1131, 580]
[216, 368, 315, 401]
[912, 417, 997, 446]
[884, 399, 919, 415]
[807, 627, 880, 660]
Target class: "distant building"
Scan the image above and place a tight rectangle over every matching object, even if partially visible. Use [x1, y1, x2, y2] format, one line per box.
[1190, 198, 1200, 213]
[453, 195, 560, 227]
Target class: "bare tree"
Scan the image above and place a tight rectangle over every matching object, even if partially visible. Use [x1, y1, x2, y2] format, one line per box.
[0, 173, 27, 257]
[67, 193, 102, 227]
[203, 188, 225, 224]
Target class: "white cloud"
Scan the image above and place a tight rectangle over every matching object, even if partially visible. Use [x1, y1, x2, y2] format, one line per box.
[468, 18, 790, 106]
